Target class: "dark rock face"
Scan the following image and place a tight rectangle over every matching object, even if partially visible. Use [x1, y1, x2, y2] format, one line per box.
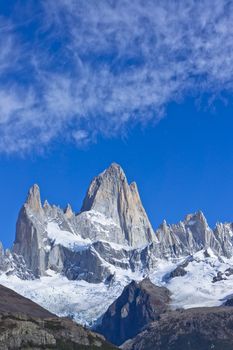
[213, 271, 226, 283]
[0, 284, 117, 350]
[165, 257, 193, 281]
[96, 278, 171, 346]
[224, 297, 233, 306]
[212, 267, 233, 283]
[122, 307, 233, 350]
[63, 245, 111, 283]
[225, 268, 233, 276]
[169, 265, 187, 279]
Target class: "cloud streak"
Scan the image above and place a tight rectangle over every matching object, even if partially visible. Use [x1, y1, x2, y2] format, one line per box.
[0, 0, 233, 154]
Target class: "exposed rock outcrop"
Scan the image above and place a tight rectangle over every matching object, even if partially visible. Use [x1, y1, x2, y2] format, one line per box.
[81, 163, 155, 247]
[214, 222, 233, 258]
[212, 267, 233, 283]
[122, 307, 233, 350]
[224, 296, 233, 306]
[96, 278, 171, 345]
[0, 283, 117, 350]
[12, 164, 157, 281]
[8, 163, 233, 285]
[2, 162, 233, 341]
[13, 184, 49, 276]
[156, 211, 226, 258]
[0, 242, 33, 279]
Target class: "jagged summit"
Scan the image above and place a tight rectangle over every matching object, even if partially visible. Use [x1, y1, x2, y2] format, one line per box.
[1, 163, 233, 330]
[81, 162, 127, 213]
[81, 162, 155, 247]
[185, 210, 208, 226]
[11, 163, 156, 279]
[155, 210, 224, 258]
[25, 184, 42, 213]
[104, 162, 125, 173]
[43, 199, 50, 209]
[64, 203, 74, 218]
[7, 163, 233, 284]
[104, 162, 126, 175]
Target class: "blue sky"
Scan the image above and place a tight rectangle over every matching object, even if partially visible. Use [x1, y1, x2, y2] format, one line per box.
[0, 1, 233, 247]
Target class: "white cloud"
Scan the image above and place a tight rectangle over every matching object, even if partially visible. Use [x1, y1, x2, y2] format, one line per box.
[72, 130, 89, 145]
[0, 0, 233, 154]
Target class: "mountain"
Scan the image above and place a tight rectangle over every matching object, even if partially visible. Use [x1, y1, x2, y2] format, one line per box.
[0, 241, 34, 279]
[96, 278, 171, 345]
[0, 283, 117, 350]
[122, 306, 233, 350]
[12, 163, 157, 282]
[155, 211, 229, 258]
[11, 163, 233, 283]
[81, 163, 155, 247]
[0, 163, 233, 331]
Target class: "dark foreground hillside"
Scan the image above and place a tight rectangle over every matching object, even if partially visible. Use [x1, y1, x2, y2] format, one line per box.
[0, 284, 117, 350]
[122, 306, 233, 350]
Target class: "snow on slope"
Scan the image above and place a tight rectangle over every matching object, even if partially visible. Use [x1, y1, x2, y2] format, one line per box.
[1, 249, 233, 326]
[82, 210, 119, 230]
[0, 268, 142, 326]
[149, 249, 233, 310]
[165, 250, 233, 309]
[47, 222, 91, 251]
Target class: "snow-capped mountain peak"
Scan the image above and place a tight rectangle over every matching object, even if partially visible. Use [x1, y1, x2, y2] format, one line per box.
[0, 163, 233, 328]
[81, 162, 155, 247]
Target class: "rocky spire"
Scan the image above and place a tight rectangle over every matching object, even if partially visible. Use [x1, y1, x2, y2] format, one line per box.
[13, 184, 47, 276]
[184, 211, 217, 248]
[81, 163, 155, 247]
[214, 222, 233, 258]
[64, 203, 74, 219]
[81, 163, 126, 213]
[155, 211, 223, 257]
[43, 199, 50, 209]
[25, 184, 43, 214]
[185, 211, 208, 228]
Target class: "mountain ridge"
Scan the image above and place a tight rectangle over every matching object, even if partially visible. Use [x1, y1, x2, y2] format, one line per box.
[2, 163, 233, 283]
[0, 162, 233, 329]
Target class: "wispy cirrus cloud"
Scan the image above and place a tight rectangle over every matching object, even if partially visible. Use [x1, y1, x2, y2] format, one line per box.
[0, 0, 233, 154]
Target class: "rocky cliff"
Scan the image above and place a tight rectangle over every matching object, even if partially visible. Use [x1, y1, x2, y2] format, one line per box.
[0, 163, 233, 341]
[13, 184, 48, 277]
[0, 241, 34, 279]
[7, 163, 233, 285]
[156, 211, 225, 258]
[12, 164, 157, 281]
[96, 278, 171, 346]
[81, 163, 155, 247]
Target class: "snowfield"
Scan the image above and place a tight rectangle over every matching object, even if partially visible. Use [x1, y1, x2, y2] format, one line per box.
[0, 268, 142, 326]
[47, 222, 92, 251]
[1, 248, 233, 326]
